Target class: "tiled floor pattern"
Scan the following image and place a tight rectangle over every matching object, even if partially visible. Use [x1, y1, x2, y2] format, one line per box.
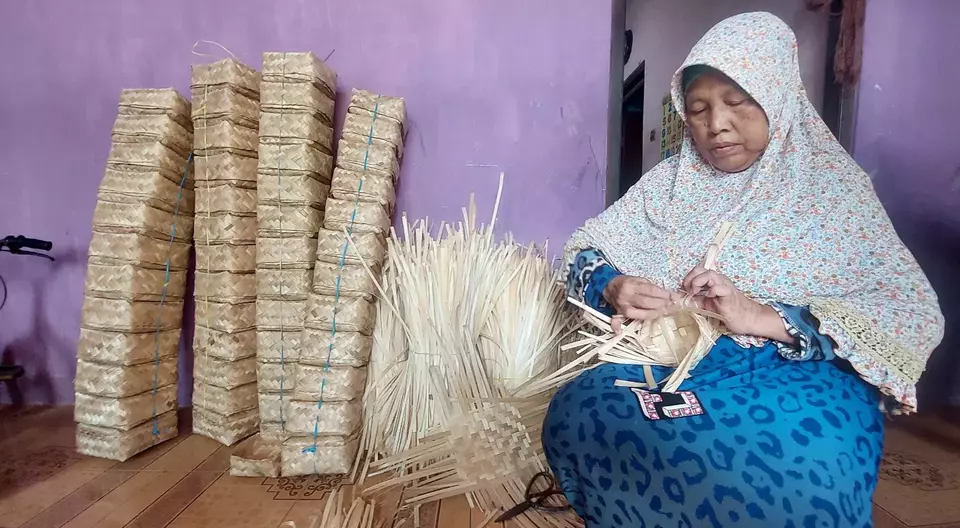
[1, 406, 958, 527]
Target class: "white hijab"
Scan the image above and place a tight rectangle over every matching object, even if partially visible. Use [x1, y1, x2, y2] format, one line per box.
[564, 12, 943, 412]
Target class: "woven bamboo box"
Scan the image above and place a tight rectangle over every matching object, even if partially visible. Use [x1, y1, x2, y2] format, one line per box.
[194, 151, 258, 183]
[191, 58, 261, 98]
[106, 140, 189, 177]
[256, 298, 309, 330]
[193, 380, 258, 416]
[84, 264, 187, 302]
[322, 197, 391, 237]
[195, 242, 257, 273]
[88, 231, 191, 271]
[98, 167, 195, 215]
[314, 228, 386, 267]
[259, 112, 333, 155]
[255, 236, 317, 270]
[193, 326, 257, 361]
[194, 181, 257, 215]
[77, 328, 180, 367]
[347, 88, 406, 131]
[194, 270, 256, 303]
[230, 434, 281, 477]
[194, 299, 256, 333]
[111, 113, 193, 159]
[329, 168, 395, 212]
[74, 383, 177, 431]
[341, 111, 403, 158]
[292, 365, 367, 402]
[255, 330, 302, 363]
[80, 296, 183, 334]
[77, 409, 178, 462]
[311, 261, 378, 301]
[256, 268, 313, 300]
[92, 199, 194, 243]
[281, 435, 359, 476]
[281, 400, 361, 437]
[191, 87, 259, 130]
[334, 138, 398, 181]
[193, 406, 259, 446]
[195, 354, 257, 389]
[261, 51, 337, 99]
[117, 88, 192, 130]
[302, 294, 376, 335]
[256, 203, 324, 237]
[299, 329, 371, 367]
[259, 82, 335, 126]
[75, 358, 178, 399]
[194, 120, 259, 156]
[256, 361, 296, 394]
[257, 143, 333, 182]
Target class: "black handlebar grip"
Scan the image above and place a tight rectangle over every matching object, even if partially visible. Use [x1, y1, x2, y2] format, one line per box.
[13, 236, 53, 251]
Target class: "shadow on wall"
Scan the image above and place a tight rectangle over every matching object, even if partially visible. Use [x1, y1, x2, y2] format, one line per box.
[0, 248, 86, 405]
[910, 218, 960, 409]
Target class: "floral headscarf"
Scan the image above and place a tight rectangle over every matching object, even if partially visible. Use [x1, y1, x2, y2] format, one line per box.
[563, 12, 943, 412]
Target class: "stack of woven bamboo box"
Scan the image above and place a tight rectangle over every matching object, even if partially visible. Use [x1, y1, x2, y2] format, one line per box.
[75, 88, 194, 461]
[190, 59, 262, 446]
[255, 52, 337, 450]
[286, 89, 406, 475]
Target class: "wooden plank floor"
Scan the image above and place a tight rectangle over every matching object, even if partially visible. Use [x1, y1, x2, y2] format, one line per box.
[2, 406, 959, 527]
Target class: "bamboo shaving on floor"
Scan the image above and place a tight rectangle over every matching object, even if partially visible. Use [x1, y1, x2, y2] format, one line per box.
[351, 173, 585, 527]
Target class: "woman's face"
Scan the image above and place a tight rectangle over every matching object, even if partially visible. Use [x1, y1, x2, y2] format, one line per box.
[684, 71, 769, 173]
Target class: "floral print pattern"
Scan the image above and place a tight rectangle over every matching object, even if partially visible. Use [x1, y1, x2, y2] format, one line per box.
[563, 12, 943, 412]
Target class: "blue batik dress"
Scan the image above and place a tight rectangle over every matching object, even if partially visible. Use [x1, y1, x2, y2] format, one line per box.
[542, 249, 885, 527]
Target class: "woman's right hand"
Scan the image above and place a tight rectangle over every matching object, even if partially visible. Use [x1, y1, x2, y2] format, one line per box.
[602, 276, 679, 330]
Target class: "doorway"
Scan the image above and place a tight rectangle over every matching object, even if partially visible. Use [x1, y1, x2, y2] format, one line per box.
[619, 62, 644, 198]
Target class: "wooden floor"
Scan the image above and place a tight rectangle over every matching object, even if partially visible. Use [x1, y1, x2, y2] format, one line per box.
[1, 406, 959, 528]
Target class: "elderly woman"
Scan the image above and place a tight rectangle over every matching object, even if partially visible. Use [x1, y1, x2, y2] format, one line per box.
[543, 12, 944, 527]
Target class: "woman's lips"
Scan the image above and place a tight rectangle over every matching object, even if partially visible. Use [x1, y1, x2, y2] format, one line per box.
[712, 143, 739, 156]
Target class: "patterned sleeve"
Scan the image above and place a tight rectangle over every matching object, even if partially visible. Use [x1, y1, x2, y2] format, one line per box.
[769, 303, 837, 361]
[566, 248, 622, 316]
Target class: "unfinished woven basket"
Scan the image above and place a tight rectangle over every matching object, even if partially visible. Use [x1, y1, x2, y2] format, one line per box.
[229, 433, 281, 477]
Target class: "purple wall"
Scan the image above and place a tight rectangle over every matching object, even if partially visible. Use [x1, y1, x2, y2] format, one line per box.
[0, 0, 614, 405]
[853, 0, 960, 407]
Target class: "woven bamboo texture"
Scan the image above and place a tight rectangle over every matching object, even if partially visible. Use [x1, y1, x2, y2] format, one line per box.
[341, 112, 403, 158]
[118, 88, 192, 130]
[329, 169, 395, 212]
[281, 435, 359, 476]
[193, 380, 258, 416]
[195, 242, 257, 273]
[256, 171, 329, 206]
[99, 167, 196, 215]
[256, 298, 309, 330]
[195, 299, 256, 333]
[195, 354, 257, 389]
[195, 151, 258, 183]
[292, 365, 367, 402]
[194, 326, 257, 361]
[255, 236, 317, 269]
[80, 296, 183, 333]
[77, 328, 180, 366]
[255, 330, 302, 363]
[191, 58, 261, 97]
[191, 88, 260, 130]
[281, 400, 361, 436]
[257, 143, 333, 182]
[84, 264, 186, 302]
[88, 231, 191, 271]
[312, 262, 379, 301]
[257, 268, 314, 299]
[256, 203, 324, 236]
[194, 213, 257, 244]
[255, 361, 295, 393]
[194, 120, 259, 155]
[74, 383, 177, 431]
[348, 89, 406, 131]
[259, 112, 333, 155]
[323, 198, 391, 237]
[259, 421, 290, 443]
[303, 294, 376, 335]
[193, 270, 256, 303]
[92, 199, 193, 243]
[299, 329, 371, 367]
[77, 410, 178, 462]
[335, 139, 398, 180]
[75, 358, 178, 398]
[107, 140, 188, 176]
[193, 406, 259, 446]
[194, 181, 257, 215]
[261, 52, 337, 99]
[111, 114, 193, 158]
[315, 229, 386, 267]
[259, 82, 335, 126]
[229, 434, 281, 477]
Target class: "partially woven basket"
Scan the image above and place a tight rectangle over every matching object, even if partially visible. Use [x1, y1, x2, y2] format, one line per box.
[230, 433, 281, 477]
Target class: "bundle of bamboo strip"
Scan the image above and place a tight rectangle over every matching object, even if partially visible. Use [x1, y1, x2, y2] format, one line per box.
[190, 58, 262, 446]
[355, 174, 584, 527]
[254, 52, 337, 467]
[278, 488, 378, 528]
[289, 89, 406, 477]
[75, 88, 194, 461]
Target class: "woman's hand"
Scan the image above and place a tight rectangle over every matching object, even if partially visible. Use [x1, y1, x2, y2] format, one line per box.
[681, 266, 794, 344]
[603, 276, 680, 331]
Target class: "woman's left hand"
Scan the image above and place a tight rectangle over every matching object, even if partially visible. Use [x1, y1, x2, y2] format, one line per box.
[681, 266, 763, 335]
